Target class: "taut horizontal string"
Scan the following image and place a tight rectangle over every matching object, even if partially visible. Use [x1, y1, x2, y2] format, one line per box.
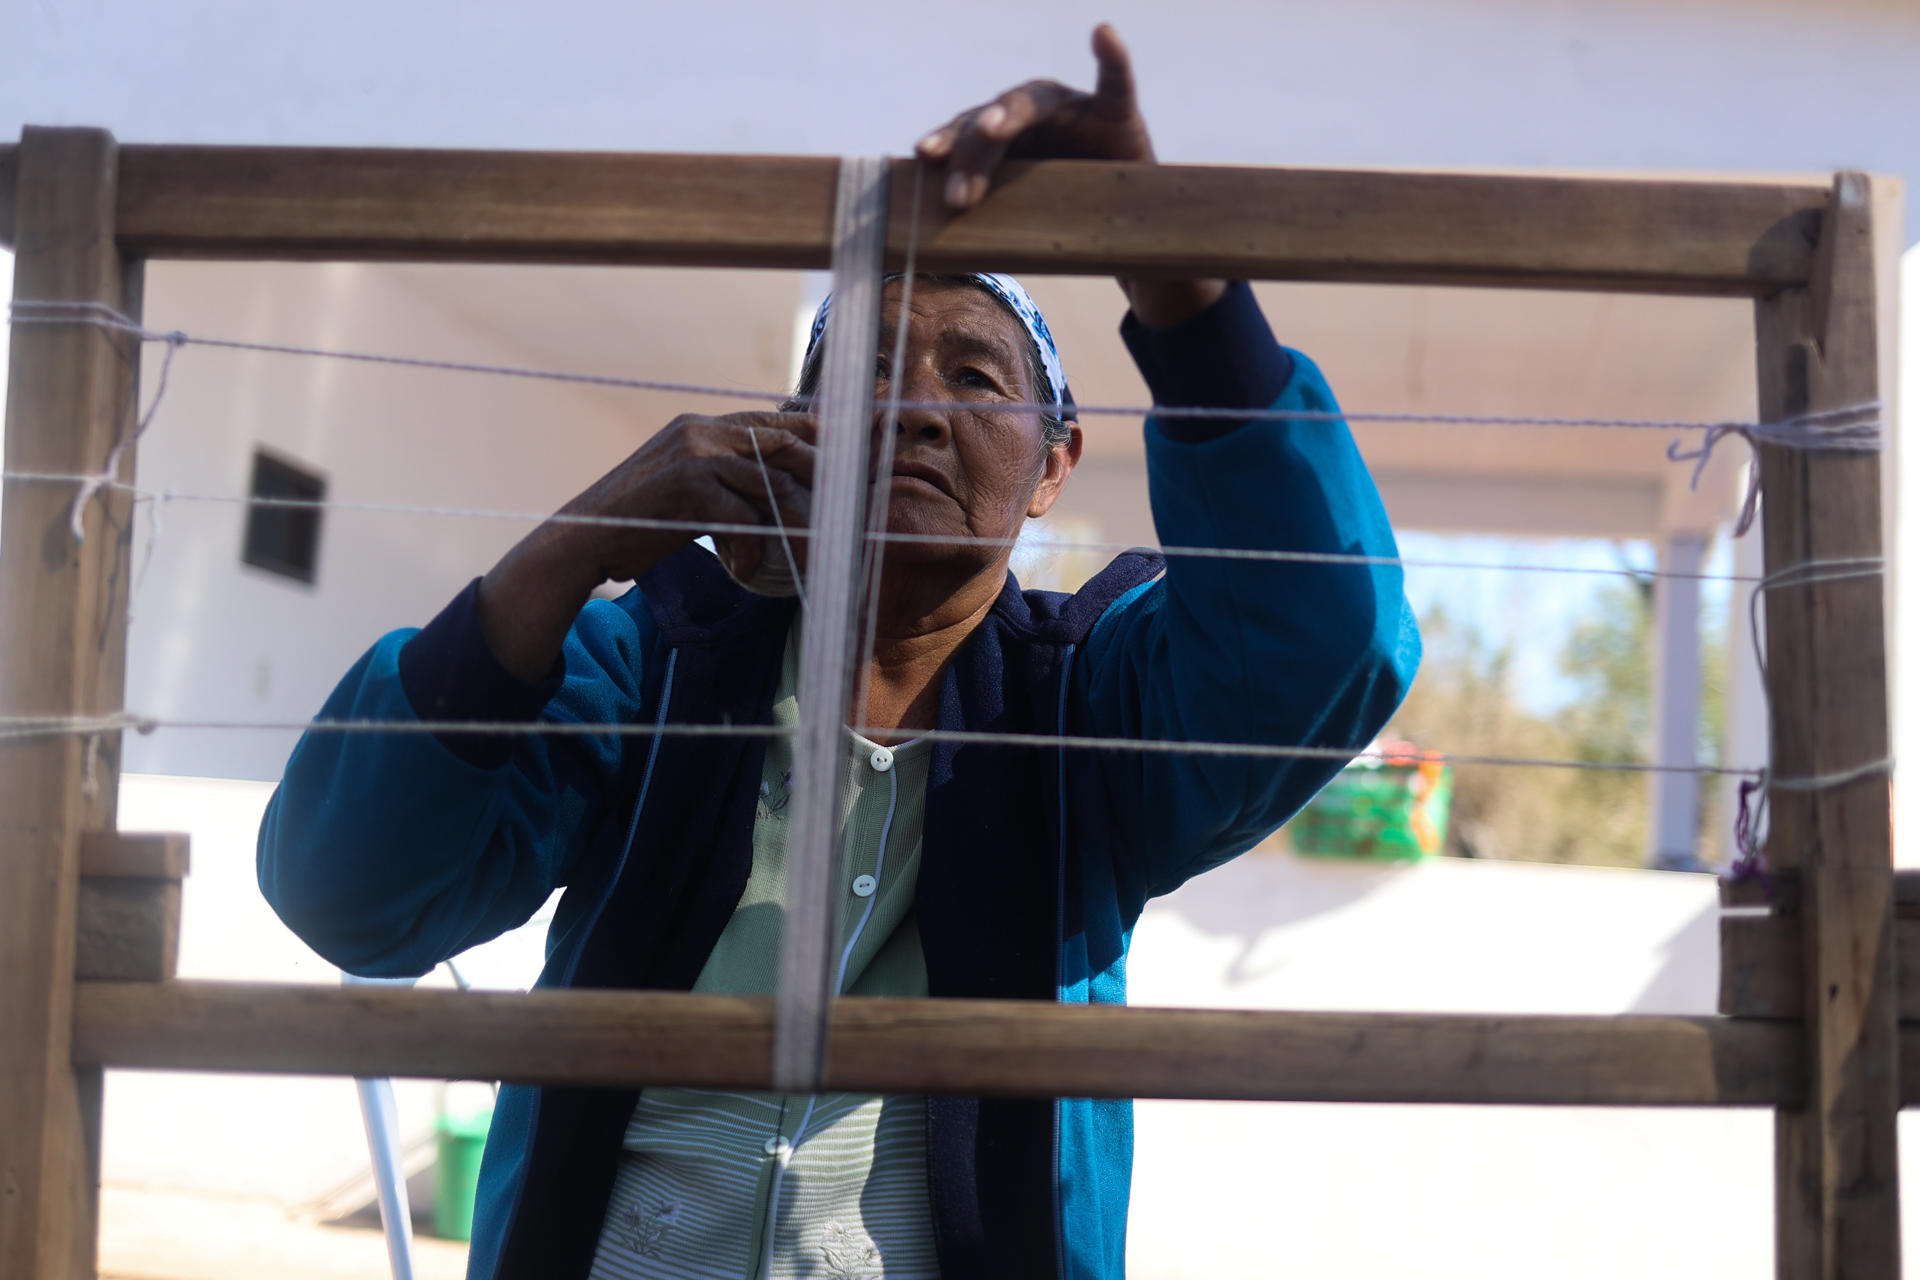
[0, 471, 1779, 585]
[6, 300, 1882, 444]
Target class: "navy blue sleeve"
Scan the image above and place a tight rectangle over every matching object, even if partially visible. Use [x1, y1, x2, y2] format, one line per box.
[397, 578, 566, 769]
[1119, 281, 1294, 443]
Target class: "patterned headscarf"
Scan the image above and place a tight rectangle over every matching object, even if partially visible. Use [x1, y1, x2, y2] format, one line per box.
[805, 272, 1075, 420]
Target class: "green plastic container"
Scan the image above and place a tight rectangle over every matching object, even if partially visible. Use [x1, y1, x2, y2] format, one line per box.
[1291, 753, 1453, 861]
[433, 1103, 494, 1242]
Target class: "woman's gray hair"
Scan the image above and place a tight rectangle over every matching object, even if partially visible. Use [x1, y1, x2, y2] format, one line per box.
[783, 274, 1072, 452]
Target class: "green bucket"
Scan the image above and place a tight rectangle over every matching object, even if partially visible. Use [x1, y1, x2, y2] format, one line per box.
[1291, 751, 1452, 861]
[433, 1103, 493, 1242]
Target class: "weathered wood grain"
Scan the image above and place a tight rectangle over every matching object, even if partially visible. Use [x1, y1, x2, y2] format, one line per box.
[0, 126, 138, 1280]
[73, 834, 188, 983]
[74, 879, 181, 983]
[85, 143, 1829, 294]
[1755, 171, 1902, 1280]
[78, 829, 189, 880]
[1721, 915, 1920, 1021]
[73, 981, 1803, 1107]
[1722, 870, 1920, 917]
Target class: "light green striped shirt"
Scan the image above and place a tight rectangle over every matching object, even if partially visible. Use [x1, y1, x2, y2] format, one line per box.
[588, 625, 938, 1280]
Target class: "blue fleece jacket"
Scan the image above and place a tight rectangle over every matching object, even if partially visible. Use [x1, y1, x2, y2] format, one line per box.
[258, 283, 1420, 1280]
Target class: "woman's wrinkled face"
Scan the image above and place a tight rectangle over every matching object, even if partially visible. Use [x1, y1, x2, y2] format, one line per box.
[869, 278, 1079, 574]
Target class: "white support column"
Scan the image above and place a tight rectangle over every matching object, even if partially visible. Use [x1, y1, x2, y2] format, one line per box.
[1647, 532, 1708, 870]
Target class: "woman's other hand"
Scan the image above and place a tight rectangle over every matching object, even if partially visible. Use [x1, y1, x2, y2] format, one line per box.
[912, 23, 1226, 329]
[559, 412, 816, 587]
[477, 411, 815, 681]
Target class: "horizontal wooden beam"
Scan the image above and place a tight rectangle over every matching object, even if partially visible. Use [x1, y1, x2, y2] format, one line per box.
[74, 881, 179, 984]
[113, 146, 839, 271]
[74, 833, 188, 983]
[893, 161, 1825, 296]
[78, 831, 188, 881]
[73, 143, 1830, 295]
[1722, 868, 1920, 916]
[73, 980, 1804, 1106]
[1722, 914, 1920, 1020]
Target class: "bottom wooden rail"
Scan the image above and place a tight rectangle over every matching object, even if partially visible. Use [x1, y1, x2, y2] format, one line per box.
[73, 981, 1810, 1107]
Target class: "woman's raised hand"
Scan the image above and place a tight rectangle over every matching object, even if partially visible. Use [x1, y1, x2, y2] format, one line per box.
[914, 23, 1154, 210]
[913, 24, 1223, 329]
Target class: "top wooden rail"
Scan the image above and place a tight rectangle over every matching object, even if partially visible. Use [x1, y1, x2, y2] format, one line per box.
[0, 141, 1829, 295]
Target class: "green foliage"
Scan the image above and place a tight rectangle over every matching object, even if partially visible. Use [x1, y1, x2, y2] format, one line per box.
[1377, 572, 1724, 868]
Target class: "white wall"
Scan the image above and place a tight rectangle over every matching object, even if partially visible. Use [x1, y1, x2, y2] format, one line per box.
[120, 260, 800, 780]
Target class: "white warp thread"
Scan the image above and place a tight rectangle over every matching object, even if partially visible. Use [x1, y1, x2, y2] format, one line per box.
[1724, 554, 1897, 876]
[7, 300, 1884, 441]
[0, 549, 1888, 795]
[0, 470, 1770, 584]
[747, 427, 809, 610]
[771, 154, 891, 1095]
[0, 709, 1768, 776]
[853, 160, 926, 732]
[2, 301, 1892, 834]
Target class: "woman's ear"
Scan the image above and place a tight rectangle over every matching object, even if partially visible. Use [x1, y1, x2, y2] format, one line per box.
[1026, 423, 1083, 519]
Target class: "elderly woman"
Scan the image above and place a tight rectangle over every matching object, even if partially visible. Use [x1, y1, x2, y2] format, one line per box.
[259, 25, 1419, 1280]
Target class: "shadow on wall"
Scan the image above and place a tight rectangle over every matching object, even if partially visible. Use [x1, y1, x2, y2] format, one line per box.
[1142, 845, 1725, 1015]
[1626, 899, 1720, 1015]
[1151, 845, 1406, 987]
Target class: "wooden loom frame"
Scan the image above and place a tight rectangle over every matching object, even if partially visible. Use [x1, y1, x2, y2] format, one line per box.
[0, 126, 1903, 1279]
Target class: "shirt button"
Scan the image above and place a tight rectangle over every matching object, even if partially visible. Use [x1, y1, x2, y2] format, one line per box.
[869, 746, 893, 773]
[851, 874, 877, 898]
[764, 1136, 790, 1158]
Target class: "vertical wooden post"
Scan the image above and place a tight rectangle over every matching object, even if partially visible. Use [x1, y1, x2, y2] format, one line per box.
[0, 127, 139, 1280]
[1756, 172, 1902, 1280]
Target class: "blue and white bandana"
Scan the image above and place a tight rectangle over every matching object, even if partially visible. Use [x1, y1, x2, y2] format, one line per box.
[805, 272, 1074, 419]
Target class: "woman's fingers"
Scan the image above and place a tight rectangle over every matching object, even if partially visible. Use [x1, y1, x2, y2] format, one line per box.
[915, 118, 962, 162]
[730, 410, 818, 437]
[708, 453, 813, 531]
[1089, 23, 1137, 114]
[728, 421, 817, 488]
[976, 83, 1060, 142]
[939, 80, 1077, 209]
[935, 104, 1010, 208]
[912, 23, 1148, 211]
